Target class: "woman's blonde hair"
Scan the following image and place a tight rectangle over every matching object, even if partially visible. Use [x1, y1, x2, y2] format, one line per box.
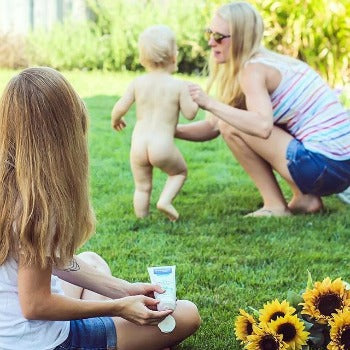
[207, 1, 264, 108]
[138, 25, 177, 70]
[0, 67, 95, 268]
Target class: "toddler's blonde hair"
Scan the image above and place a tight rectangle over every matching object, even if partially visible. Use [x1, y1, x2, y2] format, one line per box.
[138, 25, 177, 69]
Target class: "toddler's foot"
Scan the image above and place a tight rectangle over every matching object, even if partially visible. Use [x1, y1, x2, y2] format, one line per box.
[288, 194, 323, 213]
[157, 202, 179, 221]
[244, 207, 291, 217]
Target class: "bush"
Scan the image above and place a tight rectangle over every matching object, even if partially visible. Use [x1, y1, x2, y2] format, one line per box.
[23, 0, 350, 85]
[0, 34, 28, 69]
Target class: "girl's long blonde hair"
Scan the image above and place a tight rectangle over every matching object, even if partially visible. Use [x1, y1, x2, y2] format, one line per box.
[0, 67, 95, 268]
[207, 1, 264, 109]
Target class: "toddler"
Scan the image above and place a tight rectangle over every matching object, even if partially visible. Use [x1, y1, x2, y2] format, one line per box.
[111, 25, 198, 221]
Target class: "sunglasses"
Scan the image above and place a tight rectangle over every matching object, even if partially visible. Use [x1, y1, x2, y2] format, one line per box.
[204, 28, 231, 43]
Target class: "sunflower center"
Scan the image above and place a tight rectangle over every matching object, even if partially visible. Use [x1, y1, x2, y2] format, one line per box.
[340, 327, 350, 349]
[259, 335, 279, 350]
[277, 323, 297, 342]
[270, 312, 285, 321]
[317, 293, 342, 316]
[246, 321, 253, 335]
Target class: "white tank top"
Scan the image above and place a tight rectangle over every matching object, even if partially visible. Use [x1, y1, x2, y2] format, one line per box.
[0, 259, 70, 350]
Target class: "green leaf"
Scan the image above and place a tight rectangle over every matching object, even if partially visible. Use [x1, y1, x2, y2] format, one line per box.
[248, 306, 260, 318]
[306, 270, 313, 290]
[308, 332, 325, 347]
[302, 319, 315, 331]
[287, 290, 304, 309]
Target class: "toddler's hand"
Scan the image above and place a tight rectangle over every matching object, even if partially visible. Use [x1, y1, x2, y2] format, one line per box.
[188, 83, 210, 110]
[112, 117, 126, 131]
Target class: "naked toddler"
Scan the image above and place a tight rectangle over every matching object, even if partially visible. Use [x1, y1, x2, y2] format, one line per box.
[111, 25, 198, 221]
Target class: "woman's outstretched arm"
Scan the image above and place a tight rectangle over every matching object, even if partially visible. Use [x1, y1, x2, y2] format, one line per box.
[175, 113, 220, 141]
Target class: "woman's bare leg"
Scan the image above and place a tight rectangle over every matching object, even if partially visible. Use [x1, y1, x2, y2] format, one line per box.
[220, 123, 290, 216]
[287, 183, 324, 213]
[220, 122, 322, 214]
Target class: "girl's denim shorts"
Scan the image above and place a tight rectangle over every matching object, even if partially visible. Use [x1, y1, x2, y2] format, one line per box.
[54, 317, 117, 350]
[286, 139, 350, 196]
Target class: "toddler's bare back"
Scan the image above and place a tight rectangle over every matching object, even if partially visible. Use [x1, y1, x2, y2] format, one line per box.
[133, 72, 183, 138]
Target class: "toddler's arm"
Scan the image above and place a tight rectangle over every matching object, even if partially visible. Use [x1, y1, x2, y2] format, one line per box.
[111, 80, 135, 131]
[179, 82, 198, 120]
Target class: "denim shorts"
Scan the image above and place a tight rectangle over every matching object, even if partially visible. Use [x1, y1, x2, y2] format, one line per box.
[286, 139, 350, 196]
[54, 317, 117, 350]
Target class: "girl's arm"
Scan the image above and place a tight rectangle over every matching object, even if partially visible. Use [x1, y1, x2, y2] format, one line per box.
[188, 64, 273, 139]
[53, 255, 162, 299]
[175, 113, 220, 141]
[111, 81, 136, 131]
[18, 258, 172, 324]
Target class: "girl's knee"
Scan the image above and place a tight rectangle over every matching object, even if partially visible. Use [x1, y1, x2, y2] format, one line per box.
[77, 251, 111, 275]
[175, 300, 201, 334]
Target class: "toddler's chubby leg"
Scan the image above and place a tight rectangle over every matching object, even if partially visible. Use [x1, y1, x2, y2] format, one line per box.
[157, 172, 186, 221]
[149, 145, 187, 221]
[130, 150, 153, 218]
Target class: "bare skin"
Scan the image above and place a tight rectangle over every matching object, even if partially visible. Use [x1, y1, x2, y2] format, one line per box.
[59, 252, 201, 350]
[112, 64, 198, 221]
[175, 13, 323, 217]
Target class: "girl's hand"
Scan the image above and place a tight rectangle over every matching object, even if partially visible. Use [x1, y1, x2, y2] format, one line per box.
[128, 282, 164, 297]
[188, 83, 211, 110]
[128, 282, 165, 310]
[116, 295, 173, 326]
[112, 117, 126, 131]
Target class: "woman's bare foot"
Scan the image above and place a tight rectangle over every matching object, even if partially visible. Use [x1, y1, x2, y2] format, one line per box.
[288, 194, 323, 213]
[244, 207, 291, 217]
[157, 202, 179, 221]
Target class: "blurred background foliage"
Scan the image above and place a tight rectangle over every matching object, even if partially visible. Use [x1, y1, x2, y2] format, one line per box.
[4, 0, 350, 86]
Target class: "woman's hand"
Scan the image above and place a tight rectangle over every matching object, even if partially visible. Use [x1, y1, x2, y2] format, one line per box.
[188, 83, 212, 110]
[116, 295, 173, 326]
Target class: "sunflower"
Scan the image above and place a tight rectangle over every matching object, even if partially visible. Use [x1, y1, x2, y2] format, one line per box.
[259, 300, 296, 323]
[269, 314, 309, 350]
[235, 309, 257, 343]
[246, 324, 288, 350]
[302, 278, 350, 324]
[328, 309, 350, 350]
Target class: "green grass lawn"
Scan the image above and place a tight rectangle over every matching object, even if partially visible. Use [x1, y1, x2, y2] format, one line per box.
[1, 69, 350, 349]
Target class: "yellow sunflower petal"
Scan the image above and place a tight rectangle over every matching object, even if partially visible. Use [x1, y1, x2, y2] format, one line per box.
[235, 309, 257, 343]
[259, 299, 296, 324]
[269, 314, 309, 350]
[328, 308, 350, 350]
[302, 277, 350, 324]
[246, 323, 288, 350]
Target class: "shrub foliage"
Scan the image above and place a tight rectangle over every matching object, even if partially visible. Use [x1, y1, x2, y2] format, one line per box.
[22, 0, 350, 85]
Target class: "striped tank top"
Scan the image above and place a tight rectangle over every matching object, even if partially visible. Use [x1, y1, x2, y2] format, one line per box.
[248, 56, 350, 160]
